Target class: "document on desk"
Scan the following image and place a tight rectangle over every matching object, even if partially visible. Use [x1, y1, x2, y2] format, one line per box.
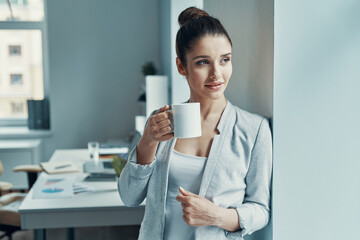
[32, 176, 75, 199]
[73, 182, 95, 194]
[40, 161, 79, 174]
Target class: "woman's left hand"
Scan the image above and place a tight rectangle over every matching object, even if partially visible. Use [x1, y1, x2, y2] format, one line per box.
[176, 187, 220, 227]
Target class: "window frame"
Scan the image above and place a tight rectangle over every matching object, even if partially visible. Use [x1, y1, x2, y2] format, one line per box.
[0, 0, 49, 127]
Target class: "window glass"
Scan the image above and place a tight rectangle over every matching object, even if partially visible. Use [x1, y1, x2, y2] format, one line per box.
[11, 101, 25, 115]
[10, 73, 23, 85]
[0, 0, 44, 21]
[9, 45, 21, 55]
[0, 29, 43, 119]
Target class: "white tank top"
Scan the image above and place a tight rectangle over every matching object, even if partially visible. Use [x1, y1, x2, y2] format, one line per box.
[163, 150, 208, 240]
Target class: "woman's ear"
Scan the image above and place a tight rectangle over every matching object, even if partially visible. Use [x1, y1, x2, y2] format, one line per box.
[176, 58, 187, 76]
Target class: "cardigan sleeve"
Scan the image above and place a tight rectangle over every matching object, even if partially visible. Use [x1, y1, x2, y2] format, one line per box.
[226, 117, 273, 238]
[118, 146, 156, 207]
[118, 110, 158, 207]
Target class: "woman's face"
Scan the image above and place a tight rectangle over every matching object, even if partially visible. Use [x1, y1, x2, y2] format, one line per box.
[177, 35, 232, 101]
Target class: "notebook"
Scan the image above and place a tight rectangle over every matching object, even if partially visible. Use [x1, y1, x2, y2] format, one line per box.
[41, 161, 79, 174]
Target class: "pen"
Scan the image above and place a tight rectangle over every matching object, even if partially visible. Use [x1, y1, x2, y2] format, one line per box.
[55, 164, 72, 169]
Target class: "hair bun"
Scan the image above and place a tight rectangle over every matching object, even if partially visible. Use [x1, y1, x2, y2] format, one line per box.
[178, 7, 209, 27]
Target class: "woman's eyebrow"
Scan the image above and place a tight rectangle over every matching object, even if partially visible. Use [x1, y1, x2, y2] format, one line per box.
[192, 52, 232, 61]
[221, 52, 232, 57]
[192, 55, 210, 61]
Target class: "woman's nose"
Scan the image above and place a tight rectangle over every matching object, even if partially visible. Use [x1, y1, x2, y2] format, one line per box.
[210, 64, 221, 80]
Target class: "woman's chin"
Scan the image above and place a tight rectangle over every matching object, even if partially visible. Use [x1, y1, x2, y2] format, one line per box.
[205, 92, 226, 100]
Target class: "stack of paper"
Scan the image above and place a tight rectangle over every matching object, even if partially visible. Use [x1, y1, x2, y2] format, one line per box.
[73, 182, 95, 194]
[32, 177, 95, 199]
[99, 147, 128, 155]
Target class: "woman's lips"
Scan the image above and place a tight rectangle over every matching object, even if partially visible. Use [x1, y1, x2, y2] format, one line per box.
[205, 82, 224, 90]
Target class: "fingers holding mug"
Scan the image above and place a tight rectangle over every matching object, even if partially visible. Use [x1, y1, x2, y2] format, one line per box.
[148, 105, 174, 142]
[156, 118, 172, 131]
[150, 106, 171, 127]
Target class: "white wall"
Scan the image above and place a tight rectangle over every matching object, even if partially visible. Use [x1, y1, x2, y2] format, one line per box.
[205, 0, 273, 118]
[204, 1, 274, 239]
[42, 0, 160, 160]
[273, 1, 360, 239]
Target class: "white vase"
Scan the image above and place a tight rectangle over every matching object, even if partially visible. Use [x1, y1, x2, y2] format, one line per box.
[135, 115, 146, 135]
[145, 75, 169, 118]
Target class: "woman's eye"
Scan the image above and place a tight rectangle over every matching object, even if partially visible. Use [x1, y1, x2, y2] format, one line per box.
[221, 57, 230, 63]
[196, 59, 209, 65]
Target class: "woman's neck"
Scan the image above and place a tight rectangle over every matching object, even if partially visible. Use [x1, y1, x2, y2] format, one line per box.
[189, 95, 227, 120]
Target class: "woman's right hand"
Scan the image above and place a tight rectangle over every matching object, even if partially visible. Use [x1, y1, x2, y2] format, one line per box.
[136, 105, 174, 165]
[143, 105, 174, 143]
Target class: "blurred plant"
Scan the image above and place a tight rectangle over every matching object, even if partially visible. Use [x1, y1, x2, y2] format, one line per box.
[138, 62, 158, 102]
[112, 155, 127, 178]
[142, 61, 157, 76]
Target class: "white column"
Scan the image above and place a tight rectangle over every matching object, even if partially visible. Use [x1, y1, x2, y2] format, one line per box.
[159, 0, 203, 104]
[145, 75, 168, 118]
[273, 1, 360, 239]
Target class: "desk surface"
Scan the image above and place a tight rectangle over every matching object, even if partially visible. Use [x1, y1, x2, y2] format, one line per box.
[19, 149, 145, 229]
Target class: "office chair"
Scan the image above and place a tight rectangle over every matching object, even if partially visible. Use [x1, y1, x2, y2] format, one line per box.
[0, 160, 42, 240]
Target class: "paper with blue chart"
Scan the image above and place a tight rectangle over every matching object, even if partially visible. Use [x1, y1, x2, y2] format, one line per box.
[32, 176, 75, 199]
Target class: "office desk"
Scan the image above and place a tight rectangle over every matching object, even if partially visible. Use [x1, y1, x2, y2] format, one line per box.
[19, 149, 145, 239]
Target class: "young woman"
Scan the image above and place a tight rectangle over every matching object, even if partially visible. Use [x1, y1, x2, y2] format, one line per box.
[119, 7, 272, 240]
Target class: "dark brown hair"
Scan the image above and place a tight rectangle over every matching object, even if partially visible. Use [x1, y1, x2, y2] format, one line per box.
[176, 7, 232, 65]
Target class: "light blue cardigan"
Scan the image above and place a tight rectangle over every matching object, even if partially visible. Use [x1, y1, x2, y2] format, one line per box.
[118, 101, 272, 240]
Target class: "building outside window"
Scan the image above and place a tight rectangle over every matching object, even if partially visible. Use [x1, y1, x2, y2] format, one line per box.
[0, 0, 48, 126]
[8, 45, 21, 55]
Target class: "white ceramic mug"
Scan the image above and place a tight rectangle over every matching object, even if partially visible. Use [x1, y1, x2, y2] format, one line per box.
[169, 103, 202, 138]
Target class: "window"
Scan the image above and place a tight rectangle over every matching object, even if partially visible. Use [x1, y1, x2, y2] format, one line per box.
[11, 101, 25, 115]
[8, 45, 21, 55]
[0, 0, 48, 126]
[9, 45, 21, 56]
[10, 73, 23, 85]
